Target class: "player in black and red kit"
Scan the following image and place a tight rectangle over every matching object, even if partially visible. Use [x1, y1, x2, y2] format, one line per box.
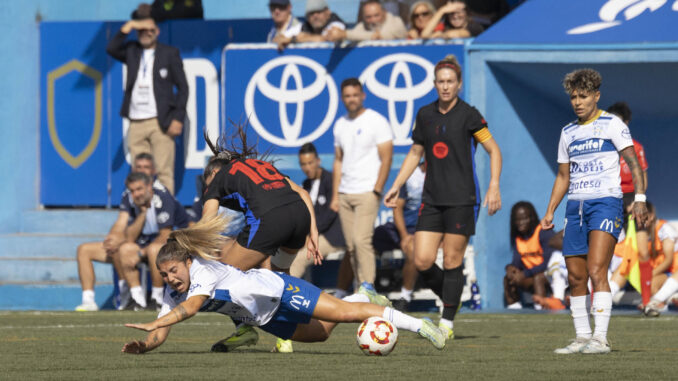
[198, 126, 322, 353]
[385, 54, 502, 340]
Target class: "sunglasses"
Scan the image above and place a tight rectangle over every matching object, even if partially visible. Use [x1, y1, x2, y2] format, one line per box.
[413, 11, 432, 19]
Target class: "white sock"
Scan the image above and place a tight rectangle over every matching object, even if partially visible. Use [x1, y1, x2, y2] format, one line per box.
[82, 290, 95, 305]
[342, 293, 369, 303]
[591, 292, 612, 341]
[382, 307, 422, 333]
[130, 286, 147, 307]
[609, 281, 620, 298]
[439, 318, 453, 330]
[551, 273, 567, 300]
[570, 295, 592, 339]
[334, 289, 348, 299]
[400, 287, 413, 302]
[652, 277, 678, 303]
[534, 303, 543, 311]
[151, 287, 164, 304]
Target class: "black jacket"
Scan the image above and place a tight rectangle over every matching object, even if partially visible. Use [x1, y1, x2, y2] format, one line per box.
[303, 168, 345, 248]
[106, 30, 188, 131]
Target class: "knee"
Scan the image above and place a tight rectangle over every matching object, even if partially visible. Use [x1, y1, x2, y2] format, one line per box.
[567, 271, 587, 288]
[119, 243, 140, 269]
[76, 244, 89, 261]
[442, 253, 462, 269]
[587, 265, 608, 285]
[414, 256, 435, 271]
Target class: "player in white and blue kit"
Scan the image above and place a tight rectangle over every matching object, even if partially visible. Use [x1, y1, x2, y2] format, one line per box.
[541, 69, 648, 354]
[121, 216, 446, 354]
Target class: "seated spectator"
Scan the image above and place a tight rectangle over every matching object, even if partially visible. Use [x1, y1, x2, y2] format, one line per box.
[610, 202, 677, 308]
[407, 1, 442, 39]
[117, 172, 190, 310]
[504, 201, 562, 310]
[328, 0, 407, 42]
[295, 0, 346, 43]
[421, 0, 484, 39]
[266, 0, 302, 49]
[75, 154, 168, 312]
[288, 143, 353, 298]
[373, 161, 425, 311]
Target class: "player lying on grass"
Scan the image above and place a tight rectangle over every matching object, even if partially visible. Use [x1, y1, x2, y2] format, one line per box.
[122, 216, 445, 354]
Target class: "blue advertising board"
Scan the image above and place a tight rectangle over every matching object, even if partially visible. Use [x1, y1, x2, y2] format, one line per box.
[40, 19, 464, 206]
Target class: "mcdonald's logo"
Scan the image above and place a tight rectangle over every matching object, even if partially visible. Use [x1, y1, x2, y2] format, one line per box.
[47, 59, 102, 169]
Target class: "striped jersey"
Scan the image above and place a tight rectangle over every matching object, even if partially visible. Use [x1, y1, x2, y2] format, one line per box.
[557, 110, 633, 201]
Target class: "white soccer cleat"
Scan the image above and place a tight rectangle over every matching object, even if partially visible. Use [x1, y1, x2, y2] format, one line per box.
[75, 302, 99, 312]
[643, 300, 665, 317]
[554, 337, 589, 354]
[581, 337, 611, 354]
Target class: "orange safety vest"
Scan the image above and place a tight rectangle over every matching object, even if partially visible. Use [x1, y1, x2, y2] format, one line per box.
[618, 219, 678, 275]
[515, 225, 544, 269]
[649, 220, 678, 273]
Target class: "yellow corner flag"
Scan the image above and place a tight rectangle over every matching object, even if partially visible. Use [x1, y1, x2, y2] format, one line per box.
[623, 217, 641, 292]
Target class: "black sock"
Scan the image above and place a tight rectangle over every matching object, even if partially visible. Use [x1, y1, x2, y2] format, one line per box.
[442, 266, 464, 321]
[419, 264, 444, 299]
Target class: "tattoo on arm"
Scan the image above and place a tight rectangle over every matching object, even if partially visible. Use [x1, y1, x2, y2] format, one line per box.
[621, 148, 645, 193]
[177, 305, 189, 320]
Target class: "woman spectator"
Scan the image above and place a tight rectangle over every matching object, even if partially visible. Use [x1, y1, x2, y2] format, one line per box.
[407, 1, 441, 39]
[421, 0, 484, 39]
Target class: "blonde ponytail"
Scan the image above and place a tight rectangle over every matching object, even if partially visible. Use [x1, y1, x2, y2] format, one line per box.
[156, 214, 231, 266]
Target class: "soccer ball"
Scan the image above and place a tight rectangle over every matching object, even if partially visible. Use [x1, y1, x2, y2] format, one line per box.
[356, 316, 398, 356]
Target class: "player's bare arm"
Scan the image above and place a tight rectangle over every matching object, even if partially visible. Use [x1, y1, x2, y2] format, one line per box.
[121, 326, 171, 354]
[287, 178, 322, 264]
[384, 143, 424, 208]
[620, 146, 648, 225]
[480, 137, 502, 215]
[541, 163, 570, 230]
[125, 295, 207, 332]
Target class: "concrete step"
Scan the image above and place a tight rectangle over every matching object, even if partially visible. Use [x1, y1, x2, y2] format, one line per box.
[0, 283, 114, 310]
[20, 209, 117, 234]
[0, 259, 112, 283]
[0, 233, 105, 257]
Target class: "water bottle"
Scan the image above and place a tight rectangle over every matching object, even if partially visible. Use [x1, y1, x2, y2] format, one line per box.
[471, 281, 481, 310]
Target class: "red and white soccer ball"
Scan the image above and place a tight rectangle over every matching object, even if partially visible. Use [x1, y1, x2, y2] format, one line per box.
[356, 316, 398, 356]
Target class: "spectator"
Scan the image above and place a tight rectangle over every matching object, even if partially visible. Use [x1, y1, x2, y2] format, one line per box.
[75, 154, 171, 312]
[329, 0, 407, 42]
[373, 161, 425, 311]
[106, 8, 189, 195]
[295, 0, 347, 43]
[331, 78, 393, 288]
[117, 172, 190, 310]
[504, 201, 561, 310]
[421, 0, 483, 39]
[144, 1, 204, 22]
[266, 0, 302, 49]
[289, 143, 353, 299]
[407, 1, 442, 39]
[607, 101, 652, 306]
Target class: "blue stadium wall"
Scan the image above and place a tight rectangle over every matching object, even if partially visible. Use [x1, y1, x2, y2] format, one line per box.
[467, 45, 678, 309]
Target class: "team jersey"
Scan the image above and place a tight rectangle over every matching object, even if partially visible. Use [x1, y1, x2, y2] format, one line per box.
[158, 257, 285, 326]
[399, 165, 425, 228]
[119, 187, 189, 246]
[558, 110, 633, 201]
[203, 158, 301, 219]
[412, 99, 492, 206]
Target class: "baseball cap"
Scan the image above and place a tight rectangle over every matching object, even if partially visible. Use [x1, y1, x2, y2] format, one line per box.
[306, 0, 328, 14]
[269, 0, 290, 6]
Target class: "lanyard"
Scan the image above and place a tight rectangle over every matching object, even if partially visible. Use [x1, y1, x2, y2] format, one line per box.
[141, 50, 154, 79]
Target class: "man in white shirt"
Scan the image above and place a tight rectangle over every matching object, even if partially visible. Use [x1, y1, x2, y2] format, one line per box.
[266, 0, 302, 50]
[331, 78, 393, 287]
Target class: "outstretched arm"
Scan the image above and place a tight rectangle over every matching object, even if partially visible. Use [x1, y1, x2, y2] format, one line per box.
[125, 295, 207, 332]
[384, 144, 424, 208]
[121, 326, 171, 354]
[287, 178, 322, 264]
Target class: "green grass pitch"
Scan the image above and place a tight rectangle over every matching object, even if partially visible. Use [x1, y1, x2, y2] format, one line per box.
[1, 311, 675, 380]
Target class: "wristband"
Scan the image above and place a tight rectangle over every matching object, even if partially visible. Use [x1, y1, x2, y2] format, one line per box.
[634, 194, 647, 203]
[373, 190, 382, 198]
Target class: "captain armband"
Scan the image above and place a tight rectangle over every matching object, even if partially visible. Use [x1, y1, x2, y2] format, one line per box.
[473, 127, 492, 143]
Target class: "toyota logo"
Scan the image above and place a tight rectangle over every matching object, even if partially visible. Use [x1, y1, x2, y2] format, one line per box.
[244, 56, 338, 147]
[359, 53, 434, 145]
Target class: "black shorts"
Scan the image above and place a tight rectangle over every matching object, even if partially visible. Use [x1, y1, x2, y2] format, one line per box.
[415, 203, 478, 236]
[236, 200, 310, 256]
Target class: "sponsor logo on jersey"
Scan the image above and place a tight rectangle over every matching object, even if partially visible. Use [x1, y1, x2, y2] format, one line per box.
[570, 160, 605, 174]
[569, 179, 602, 192]
[433, 141, 449, 159]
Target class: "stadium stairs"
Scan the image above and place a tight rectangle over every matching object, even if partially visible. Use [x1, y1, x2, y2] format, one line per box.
[0, 210, 117, 310]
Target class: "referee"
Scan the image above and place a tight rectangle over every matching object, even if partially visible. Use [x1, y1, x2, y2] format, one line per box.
[384, 54, 502, 340]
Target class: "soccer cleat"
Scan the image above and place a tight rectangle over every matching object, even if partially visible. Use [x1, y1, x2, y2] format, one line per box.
[271, 338, 293, 353]
[418, 319, 446, 350]
[392, 298, 410, 312]
[75, 302, 98, 312]
[643, 300, 664, 317]
[438, 322, 454, 340]
[554, 337, 589, 354]
[211, 325, 259, 352]
[581, 337, 611, 354]
[358, 282, 392, 307]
